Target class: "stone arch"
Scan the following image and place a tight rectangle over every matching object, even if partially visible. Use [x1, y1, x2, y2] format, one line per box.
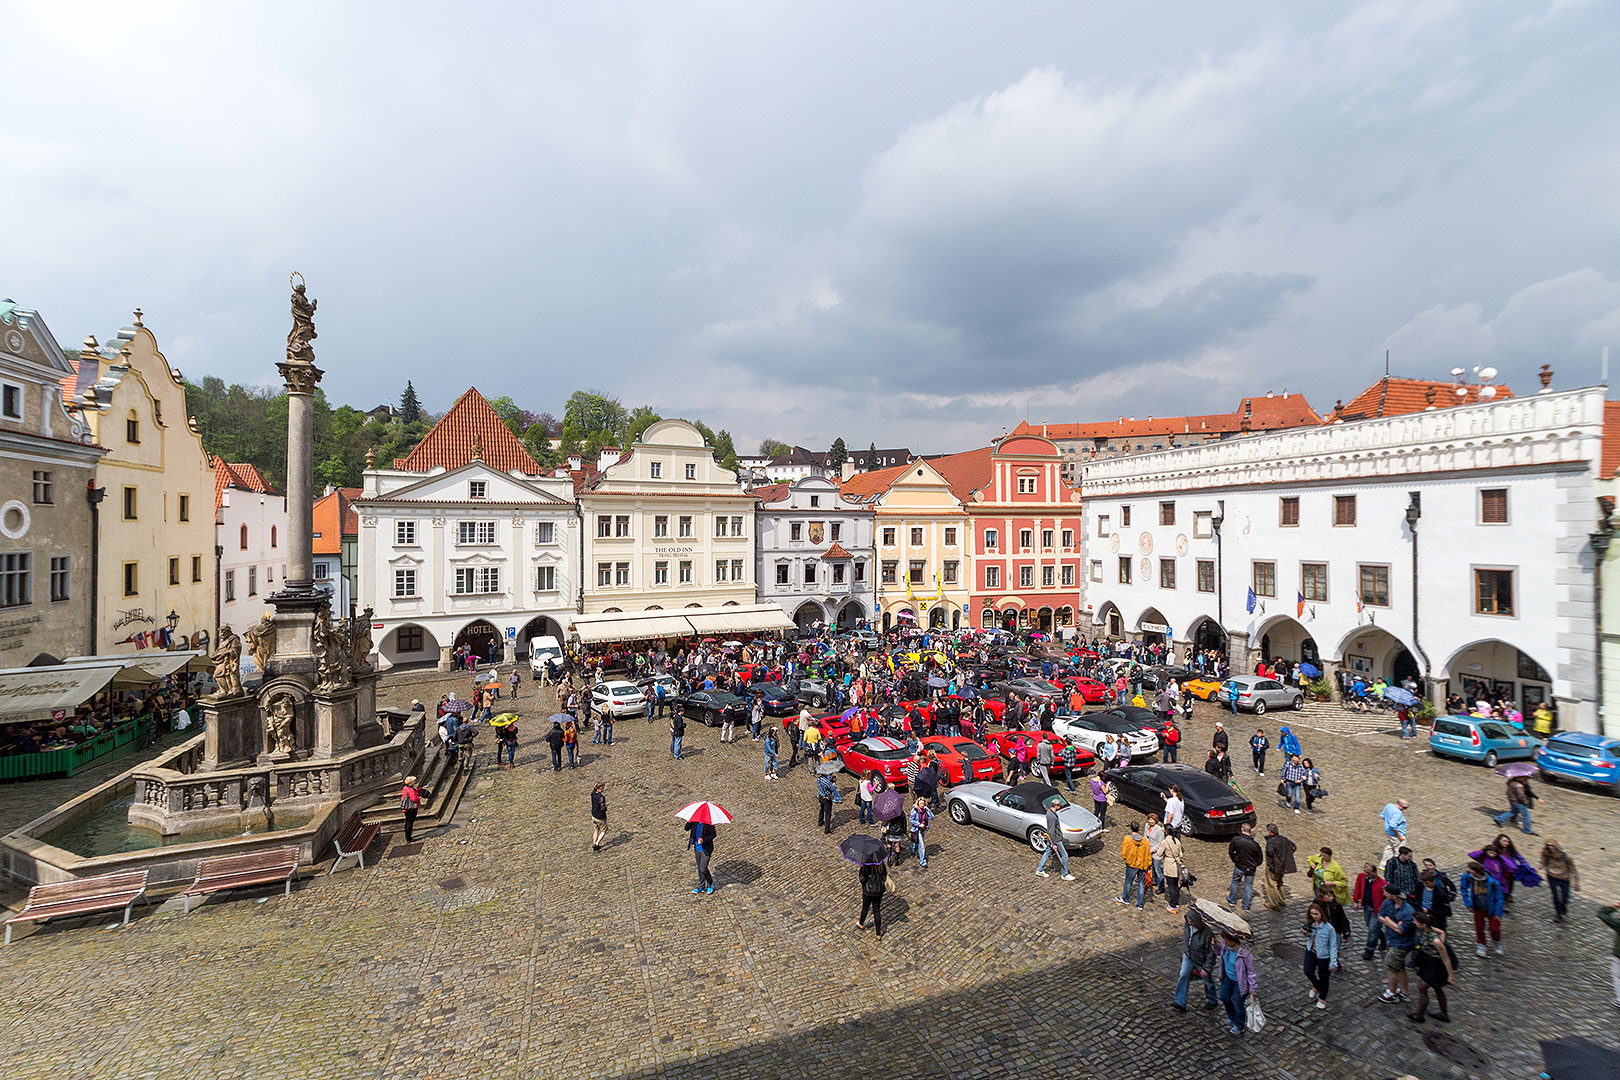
[1253, 614, 1318, 667]
[516, 615, 566, 659]
[379, 622, 439, 669]
[791, 600, 826, 633]
[1442, 638, 1554, 716]
[1332, 625, 1419, 685]
[454, 619, 504, 665]
[1094, 600, 1124, 639]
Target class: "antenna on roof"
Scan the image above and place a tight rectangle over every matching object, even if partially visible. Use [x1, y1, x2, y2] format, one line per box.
[1385, 350, 1390, 378]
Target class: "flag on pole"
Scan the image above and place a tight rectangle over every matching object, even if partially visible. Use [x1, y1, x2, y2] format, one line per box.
[1296, 591, 1306, 618]
[1246, 588, 1256, 615]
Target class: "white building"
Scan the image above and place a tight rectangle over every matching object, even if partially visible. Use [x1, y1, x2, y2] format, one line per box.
[1080, 383, 1608, 732]
[357, 389, 578, 670]
[755, 475, 874, 632]
[214, 459, 288, 673]
[312, 485, 360, 619]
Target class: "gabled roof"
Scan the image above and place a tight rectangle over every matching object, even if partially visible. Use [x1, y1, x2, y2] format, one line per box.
[839, 461, 910, 500]
[927, 446, 995, 505]
[1326, 377, 1515, 424]
[823, 542, 853, 559]
[1013, 393, 1321, 443]
[312, 487, 361, 554]
[213, 457, 276, 510]
[395, 387, 542, 474]
[1602, 401, 1620, 479]
[752, 483, 791, 504]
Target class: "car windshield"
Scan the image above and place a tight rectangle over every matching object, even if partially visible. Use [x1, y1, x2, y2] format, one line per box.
[1023, 680, 1063, 693]
[1180, 774, 1239, 801]
[604, 683, 637, 695]
[1479, 722, 1514, 740]
[1089, 715, 1141, 734]
[1549, 739, 1603, 759]
[1039, 792, 1072, 811]
[754, 683, 789, 696]
[709, 693, 741, 706]
[952, 743, 990, 760]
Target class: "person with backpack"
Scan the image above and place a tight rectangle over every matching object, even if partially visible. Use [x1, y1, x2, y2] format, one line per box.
[858, 858, 888, 939]
[399, 775, 426, 843]
[1249, 729, 1269, 776]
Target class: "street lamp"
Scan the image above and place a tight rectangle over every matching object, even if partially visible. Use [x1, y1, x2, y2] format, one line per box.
[166, 610, 180, 649]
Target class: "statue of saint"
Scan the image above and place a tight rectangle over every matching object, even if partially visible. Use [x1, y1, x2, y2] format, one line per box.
[267, 694, 297, 755]
[209, 626, 244, 698]
[243, 614, 277, 674]
[286, 274, 318, 365]
[351, 607, 375, 671]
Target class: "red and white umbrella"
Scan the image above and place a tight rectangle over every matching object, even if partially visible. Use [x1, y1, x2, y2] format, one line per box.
[675, 801, 733, 825]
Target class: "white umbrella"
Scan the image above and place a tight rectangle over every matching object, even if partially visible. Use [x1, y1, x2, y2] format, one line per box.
[675, 801, 734, 825]
[1193, 897, 1252, 939]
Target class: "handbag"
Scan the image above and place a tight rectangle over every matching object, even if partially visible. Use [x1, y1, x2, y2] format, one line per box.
[1245, 994, 1266, 1032]
[883, 873, 895, 894]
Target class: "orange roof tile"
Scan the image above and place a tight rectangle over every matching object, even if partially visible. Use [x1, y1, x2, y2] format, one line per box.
[823, 542, 854, 559]
[396, 387, 543, 474]
[1326, 378, 1515, 424]
[1013, 393, 1321, 443]
[752, 483, 791, 503]
[838, 461, 910, 500]
[213, 457, 275, 511]
[312, 487, 360, 555]
[927, 446, 995, 505]
[1602, 401, 1620, 479]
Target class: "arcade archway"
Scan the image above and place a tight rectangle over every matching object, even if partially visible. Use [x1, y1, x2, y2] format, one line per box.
[454, 619, 502, 665]
[1444, 639, 1553, 715]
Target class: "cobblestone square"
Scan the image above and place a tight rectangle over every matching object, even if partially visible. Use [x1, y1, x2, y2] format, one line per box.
[2, 672, 1616, 1080]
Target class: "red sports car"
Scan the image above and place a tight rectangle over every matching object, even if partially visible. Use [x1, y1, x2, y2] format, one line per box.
[812, 710, 860, 747]
[1060, 676, 1109, 704]
[944, 693, 1006, 726]
[920, 736, 1001, 785]
[839, 736, 916, 787]
[983, 730, 1096, 778]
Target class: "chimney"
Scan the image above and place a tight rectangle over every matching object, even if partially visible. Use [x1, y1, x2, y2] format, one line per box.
[598, 446, 622, 471]
[322, 483, 335, 496]
[841, 460, 857, 482]
[1424, 386, 1437, 410]
[567, 453, 582, 471]
[1539, 363, 1554, 392]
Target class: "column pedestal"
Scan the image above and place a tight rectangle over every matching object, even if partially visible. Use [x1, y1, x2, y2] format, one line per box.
[201, 694, 259, 771]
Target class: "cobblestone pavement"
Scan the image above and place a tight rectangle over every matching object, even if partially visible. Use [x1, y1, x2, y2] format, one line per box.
[1, 667, 1616, 1080]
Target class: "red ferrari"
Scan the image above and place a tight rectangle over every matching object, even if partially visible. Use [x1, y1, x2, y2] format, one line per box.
[944, 693, 1005, 726]
[1060, 676, 1109, 704]
[983, 730, 1096, 778]
[812, 710, 860, 747]
[920, 736, 1000, 784]
[839, 736, 916, 787]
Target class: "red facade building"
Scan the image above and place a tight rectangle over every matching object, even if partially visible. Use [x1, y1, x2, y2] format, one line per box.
[931, 435, 1083, 632]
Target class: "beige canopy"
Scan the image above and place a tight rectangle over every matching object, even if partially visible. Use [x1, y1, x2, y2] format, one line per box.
[0, 664, 124, 721]
[569, 605, 795, 645]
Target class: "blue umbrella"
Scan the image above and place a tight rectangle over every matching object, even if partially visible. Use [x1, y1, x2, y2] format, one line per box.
[545, 712, 575, 725]
[1383, 687, 1420, 707]
[1298, 662, 1322, 678]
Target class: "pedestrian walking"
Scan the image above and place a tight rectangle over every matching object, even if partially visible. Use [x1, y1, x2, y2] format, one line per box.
[750, 696, 764, 740]
[1377, 886, 1417, 1003]
[1172, 907, 1218, 1011]
[1060, 740, 1078, 792]
[1380, 799, 1409, 864]
[1035, 799, 1076, 881]
[1417, 868, 1452, 930]
[1355, 862, 1388, 960]
[600, 709, 614, 746]
[1161, 829, 1186, 912]
[496, 717, 519, 769]
[1226, 823, 1262, 911]
[1161, 717, 1180, 763]
[1091, 773, 1109, 829]
[545, 721, 565, 772]
[1281, 755, 1306, 812]
[1250, 729, 1269, 775]
[1300, 757, 1322, 812]
[1118, 822, 1152, 908]
[720, 702, 737, 743]
[1147, 813, 1167, 894]
[670, 710, 685, 760]
[763, 728, 779, 780]
[1214, 932, 1259, 1035]
[1405, 911, 1454, 1023]
[817, 770, 843, 833]
[399, 774, 425, 843]
[1460, 859, 1504, 957]
[686, 819, 716, 894]
[508, 669, 520, 699]
[908, 797, 933, 870]
[1384, 846, 1420, 901]
[1205, 748, 1232, 784]
[1302, 901, 1339, 1009]
[563, 719, 578, 767]
[1540, 839, 1578, 923]
[1263, 823, 1297, 911]
[858, 771, 877, 824]
[1163, 785, 1186, 836]
[1278, 725, 1300, 758]
[858, 859, 888, 939]
[1034, 736, 1054, 786]
[1307, 846, 1351, 907]
[1211, 722, 1229, 753]
[590, 782, 607, 852]
[1494, 774, 1539, 835]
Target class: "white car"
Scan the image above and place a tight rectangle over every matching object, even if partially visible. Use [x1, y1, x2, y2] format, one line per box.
[590, 680, 647, 718]
[529, 635, 565, 678]
[1052, 712, 1160, 760]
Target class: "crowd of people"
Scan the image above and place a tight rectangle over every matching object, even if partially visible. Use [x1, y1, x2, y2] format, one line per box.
[1, 685, 197, 758]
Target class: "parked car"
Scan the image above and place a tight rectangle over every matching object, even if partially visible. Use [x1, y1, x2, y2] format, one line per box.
[1218, 675, 1304, 714]
[1536, 732, 1620, 791]
[1428, 715, 1538, 767]
[635, 674, 681, 702]
[1184, 676, 1225, 701]
[919, 736, 1001, 785]
[812, 710, 859, 747]
[1058, 675, 1110, 704]
[1052, 712, 1159, 760]
[839, 736, 916, 787]
[589, 681, 647, 718]
[672, 689, 748, 727]
[527, 635, 566, 678]
[1091, 705, 1170, 737]
[1101, 763, 1257, 836]
[791, 677, 835, 707]
[746, 682, 799, 717]
[946, 781, 1104, 852]
[998, 677, 1066, 700]
[982, 730, 1096, 778]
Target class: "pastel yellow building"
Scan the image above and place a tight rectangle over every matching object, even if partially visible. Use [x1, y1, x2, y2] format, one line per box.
[842, 459, 970, 631]
[68, 317, 217, 653]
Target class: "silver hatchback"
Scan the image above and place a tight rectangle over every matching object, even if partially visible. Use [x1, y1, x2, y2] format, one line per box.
[1219, 675, 1304, 714]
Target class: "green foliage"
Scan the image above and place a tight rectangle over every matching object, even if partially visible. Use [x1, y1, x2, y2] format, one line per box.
[827, 437, 848, 470]
[625, 406, 661, 446]
[864, 442, 878, 470]
[523, 422, 561, 471]
[1306, 676, 1334, 701]
[758, 438, 790, 459]
[399, 381, 421, 424]
[486, 394, 524, 437]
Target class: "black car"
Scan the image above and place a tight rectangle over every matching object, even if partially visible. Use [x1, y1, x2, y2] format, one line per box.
[747, 682, 799, 717]
[1100, 763, 1256, 836]
[1091, 704, 1170, 736]
[674, 690, 748, 727]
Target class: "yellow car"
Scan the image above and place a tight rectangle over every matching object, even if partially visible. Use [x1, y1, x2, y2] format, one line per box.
[1185, 677, 1225, 701]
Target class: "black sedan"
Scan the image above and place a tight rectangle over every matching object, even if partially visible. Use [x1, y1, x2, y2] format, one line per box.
[746, 682, 799, 717]
[673, 690, 749, 727]
[1090, 705, 1170, 736]
[1100, 763, 1255, 837]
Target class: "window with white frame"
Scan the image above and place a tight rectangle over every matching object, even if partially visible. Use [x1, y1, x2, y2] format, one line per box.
[679, 560, 692, 584]
[1060, 564, 1074, 587]
[1060, 528, 1074, 548]
[1017, 476, 1037, 494]
[597, 515, 612, 538]
[458, 521, 496, 545]
[1019, 529, 1033, 550]
[393, 568, 417, 597]
[614, 515, 630, 538]
[614, 562, 629, 585]
[49, 555, 69, 602]
[468, 480, 487, 500]
[942, 560, 957, 584]
[396, 520, 417, 545]
[984, 528, 998, 551]
[715, 559, 729, 582]
[984, 565, 1001, 589]
[803, 561, 817, 584]
[1042, 565, 1054, 587]
[731, 558, 743, 580]
[654, 515, 668, 537]
[685, 463, 696, 480]
[455, 566, 501, 594]
[536, 565, 556, 591]
[909, 527, 923, 546]
[1019, 566, 1034, 589]
[678, 515, 692, 537]
[1, 384, 22, 421]
[535, 521, 555, 545]
[730, 516, 744, 537]
[654, 561, 668, 585]
[650, 461, 662, 478]
[1193, 511, 1213, 539]
[1041, 529, 1054, 549]
[1089, 560, 1102, 582]
[596, 562, 612, 587]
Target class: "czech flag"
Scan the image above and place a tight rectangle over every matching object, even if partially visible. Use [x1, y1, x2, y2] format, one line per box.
[1296, 591, 1306, 618]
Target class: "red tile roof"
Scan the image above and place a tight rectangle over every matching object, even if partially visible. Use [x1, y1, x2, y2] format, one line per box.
[212, 457, 275, 511]
[823, 542, 853, 559]
[1602, 401, 1620, 479]
[1013, 393, 1321, 443]
[838, 461, 911, 500]
[1326, 377, 1515, 424]
[927, 446, 994, 505]
[751, 483, 791, 504]
[312, 487, 361, 555]
[395, 387, 543, 474]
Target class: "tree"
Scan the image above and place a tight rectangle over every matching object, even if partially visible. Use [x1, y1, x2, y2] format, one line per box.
[758, 438, 790, 459]
[827, 437, 848, 471]
[486, 395, 524, 437]
[712, 428, 739, 472]
[399, 381, 421, 424]
[864, 442, 878, 470]
[625, 405, 661, 446]
[563, 390, 629, 446]
[523, 422, 560, 472]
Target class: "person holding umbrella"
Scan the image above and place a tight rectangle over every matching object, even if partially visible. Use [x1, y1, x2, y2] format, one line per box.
[677, 801, 730, 894]
[873, 789, 906, 865]
[841, 835, 889, 939]
[492, 714, 519, 769]
[816, 765, 843, 834]
[1494, 769, 1540, 835]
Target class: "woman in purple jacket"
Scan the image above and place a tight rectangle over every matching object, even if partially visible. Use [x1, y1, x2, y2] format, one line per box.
[1215, 932, 1260, 1034]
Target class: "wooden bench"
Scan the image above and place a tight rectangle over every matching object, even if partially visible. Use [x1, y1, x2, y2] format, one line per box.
[5, 870, 149, 945]
[182, 847, 300, 913]
[327, 811, 380, 874]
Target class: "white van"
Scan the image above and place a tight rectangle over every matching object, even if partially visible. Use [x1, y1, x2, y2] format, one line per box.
[529, 635, 565, 678]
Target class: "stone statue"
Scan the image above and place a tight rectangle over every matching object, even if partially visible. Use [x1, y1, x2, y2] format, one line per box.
[243, 614, 277, 674]
[286, 274, 318, 365]
[209, 626, 244, 698]
[314, 607, 352, 688]
[267, 694, 297, 755]
[351, 607, 374, 671]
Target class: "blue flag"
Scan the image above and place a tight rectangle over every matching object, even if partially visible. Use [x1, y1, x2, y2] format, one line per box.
[1246, 587, 1257, 614]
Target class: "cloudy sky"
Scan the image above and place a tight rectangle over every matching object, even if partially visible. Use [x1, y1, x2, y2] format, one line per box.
[5, 1, 1618, 453]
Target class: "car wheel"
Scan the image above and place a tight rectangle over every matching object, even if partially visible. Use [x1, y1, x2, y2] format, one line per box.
[1483, 750, 1498, 768]
[1253, 699, 1267, 715]
[707, 708, 722, 728]
[1104, 780, 1120, 805]
[948, 800, 970, 825]
[1291, 696, 1304, 711]
[1027, 826, 1050, 853]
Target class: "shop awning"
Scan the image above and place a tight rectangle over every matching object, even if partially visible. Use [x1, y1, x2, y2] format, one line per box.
[0, 664, 124, 721]
[569, 611, 702, 644]
[683, 605, 796, 636]
[61, 650, 206, 678]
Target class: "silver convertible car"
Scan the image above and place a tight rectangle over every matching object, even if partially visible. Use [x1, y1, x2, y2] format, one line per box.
[945, 781, 1104, 853]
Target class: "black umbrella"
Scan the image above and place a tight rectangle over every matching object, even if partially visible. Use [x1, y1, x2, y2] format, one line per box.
[1541, 1038, 1620, 1080]
[839, 834, 888, 866]
[872, 789, 905, 822]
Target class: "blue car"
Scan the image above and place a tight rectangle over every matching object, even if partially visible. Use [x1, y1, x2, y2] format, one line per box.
[1536, 732, 1620, 791]
[1428, 715, 1538, 767]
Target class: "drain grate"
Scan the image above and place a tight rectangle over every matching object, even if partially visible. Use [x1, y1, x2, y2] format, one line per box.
[437, 876, 467, 891]
[387, 843, 423, 859]
[1424, 1032, 1487, 1071]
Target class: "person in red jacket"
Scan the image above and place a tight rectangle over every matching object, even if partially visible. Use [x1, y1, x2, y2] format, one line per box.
[1161, 718, 1181, 763]
[1354, 862, 1387, 959]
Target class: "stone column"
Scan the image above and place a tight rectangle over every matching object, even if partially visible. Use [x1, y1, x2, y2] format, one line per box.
[278, 360, 322, 592]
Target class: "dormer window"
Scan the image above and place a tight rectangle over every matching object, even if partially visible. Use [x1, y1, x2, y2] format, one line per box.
[469, 480, 487, 500]
[650, 462, 662, 478]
